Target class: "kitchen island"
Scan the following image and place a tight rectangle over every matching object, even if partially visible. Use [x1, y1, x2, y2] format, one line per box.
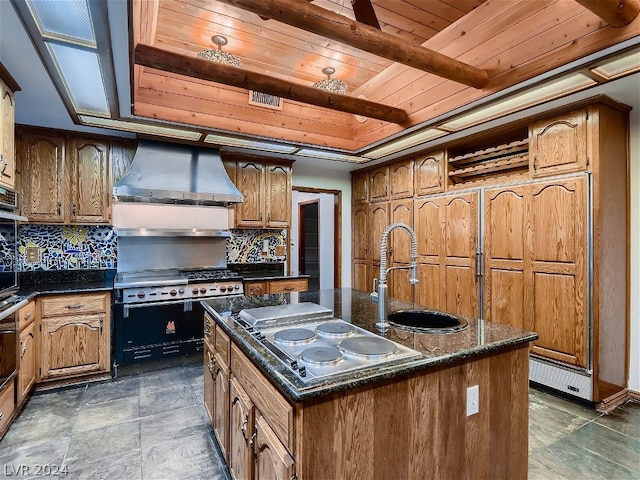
[202, 288, 537, 480]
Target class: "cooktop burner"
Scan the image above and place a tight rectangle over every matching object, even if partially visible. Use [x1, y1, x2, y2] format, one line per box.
[316, 322, 355, 338]
[300, 346, 342, 366]
[339, 336, 396, 359]
[274, 328, 316, 346]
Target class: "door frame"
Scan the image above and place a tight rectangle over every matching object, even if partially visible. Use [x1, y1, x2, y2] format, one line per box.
[292, 186, 342, 288]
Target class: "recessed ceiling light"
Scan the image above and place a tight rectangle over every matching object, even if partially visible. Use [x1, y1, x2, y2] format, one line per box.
[439, 72, 596, 131]
[79, 116, 202, 140]
[590, 49, 640, 79]
[363, 129, 447, 159]
[204, 134, 298, 154]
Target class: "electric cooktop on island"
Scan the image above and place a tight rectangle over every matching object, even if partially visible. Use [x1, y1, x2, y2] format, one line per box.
[236, 302, 421, 384]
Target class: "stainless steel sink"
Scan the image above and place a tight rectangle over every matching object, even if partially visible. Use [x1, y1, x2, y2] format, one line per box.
[388, 310, 468, 334]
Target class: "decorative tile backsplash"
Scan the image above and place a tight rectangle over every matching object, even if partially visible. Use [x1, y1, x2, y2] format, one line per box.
[16, 225, 286, 271]
[227, 229, 287, 263]
[18, 225, 117, 271]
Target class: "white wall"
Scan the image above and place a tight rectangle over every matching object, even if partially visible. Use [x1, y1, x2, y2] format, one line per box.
[291, 160, 352, 288]
[290, 191, 335, 289]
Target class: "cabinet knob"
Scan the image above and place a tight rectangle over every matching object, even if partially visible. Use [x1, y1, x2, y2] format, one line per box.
[72, 203, 77, 216]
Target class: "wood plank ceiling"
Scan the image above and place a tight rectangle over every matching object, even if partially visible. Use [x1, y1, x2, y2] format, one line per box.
[132, 0, 640, 153]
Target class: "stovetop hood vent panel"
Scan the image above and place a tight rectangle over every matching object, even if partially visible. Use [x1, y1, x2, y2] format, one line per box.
[113, 139, 243, 206]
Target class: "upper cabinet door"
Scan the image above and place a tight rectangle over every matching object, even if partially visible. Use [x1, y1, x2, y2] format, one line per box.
[235, 161, 265, 228]
[529, 109, 588, 177]
[69, 139, 110, 224]
[20, 132, 65, 223]
[414, 151, 444, 196]
[265, 163, 291, 228]
[369, 165, 389, 203]
[0, 79, 16, 189]
[389, 159, 414, 200]
[351, 170, 368, 205]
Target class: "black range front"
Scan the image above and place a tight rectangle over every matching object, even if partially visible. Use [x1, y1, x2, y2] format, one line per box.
[113, 270, 243, 367]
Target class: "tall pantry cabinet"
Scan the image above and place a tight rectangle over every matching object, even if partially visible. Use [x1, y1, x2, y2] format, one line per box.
[0, 64, 19, 190]
[351, 96, 629, 407]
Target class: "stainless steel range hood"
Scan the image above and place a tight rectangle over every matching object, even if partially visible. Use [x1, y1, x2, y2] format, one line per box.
[113, 139, 243, 206]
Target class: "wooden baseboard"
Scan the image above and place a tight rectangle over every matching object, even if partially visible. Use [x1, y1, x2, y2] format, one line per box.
[34, 372, 112, 392]
[596, 388, 640, 413]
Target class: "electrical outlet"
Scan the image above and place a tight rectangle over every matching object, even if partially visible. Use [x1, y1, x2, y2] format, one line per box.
[26, 247, 40, 264]
[466, 385, 479, 416]
[262, 239, 269, 252]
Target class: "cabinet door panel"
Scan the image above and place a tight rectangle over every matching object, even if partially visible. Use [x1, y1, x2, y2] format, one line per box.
[351, 171, 368, 204]
[530, 109, 587, 177]
[483, 186, 526, 328]
[204, 344, 215, 425]
[213, 351, 230, 461]
[236, 162, 264, 227]
[266, 164, 291, 228]
[389, 200, 413, 264]
[369, 166, 389, 203]
[369, 203, 389, 263]
[416, 263, 441, 310]
[526, 176, 588, 368]
[254, 415, 295, 480]
[415, 198, 441, 262]
[414, 151, 444, 196]
[20, 133, 65, 222]
[390, 159, 413, 199]
[442, 192, 478, 318]
[352, 261, 369, 292]
[69, 139, 110, 223]
[229, 377, 254, 480]
[352, 205, 368, 261]
[18, 322, 36, 405]
[0, 82, 16, 189]
[40, 314, 105, 379]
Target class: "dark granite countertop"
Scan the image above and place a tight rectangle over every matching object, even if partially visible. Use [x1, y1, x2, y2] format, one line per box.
[228, 262, 309, 281]
[18, 269, 116, 300]
[201, 288, 538, 403]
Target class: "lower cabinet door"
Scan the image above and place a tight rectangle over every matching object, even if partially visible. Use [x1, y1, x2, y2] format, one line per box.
[39, 314, 107, 380]
[204, 344, 215, 425]
[212, 352, 230, 462]
[18, 322, 36, 405]
[254, 415, 295, 480]
[229, 377, 254, 480]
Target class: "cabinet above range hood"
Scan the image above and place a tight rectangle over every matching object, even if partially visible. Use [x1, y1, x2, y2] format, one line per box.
[113, 139, 243, 206]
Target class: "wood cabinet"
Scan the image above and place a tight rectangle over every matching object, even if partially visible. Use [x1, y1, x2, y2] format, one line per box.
[0, 381, 15, 438]
[389, 159, 414, 199]
[229, 377, 254, 480]
[17, 126, 135, 224]
[351, 97, 629, 404]
[254, 415, 295, 480]
[351, 170, 368, 205]
[414, 151, 444, 196]
[368, 165, 389, 203]
[0, 68, 19, 190]
[232, 159, 293, 229]
[245, 278, 308, 296]
[530, 108, 587, 177]
[37, 292, 110, 381]
[204, 341, 215, 425]
[17, 300, 36, 406]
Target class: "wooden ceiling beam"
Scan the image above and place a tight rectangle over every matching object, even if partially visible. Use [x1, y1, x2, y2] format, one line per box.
[573, 0, 640, 27]
[214, 0, 488, 89]
[133, 44, 409, 124]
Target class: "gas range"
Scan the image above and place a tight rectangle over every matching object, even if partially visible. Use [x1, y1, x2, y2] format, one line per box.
[236, 302, 421, 384]
[114, 268, 244, 304]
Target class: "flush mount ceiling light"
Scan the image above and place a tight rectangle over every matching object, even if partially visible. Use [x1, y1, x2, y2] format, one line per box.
[313, 67, 347, 94]
[198, 35, 242, 67]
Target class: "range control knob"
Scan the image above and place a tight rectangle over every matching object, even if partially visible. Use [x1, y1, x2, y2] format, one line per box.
[220, 286, 227, 293]
[234, 285, 240, 290]
[178, 289, 185, 294]
[227, 285, 234, 292]
[290, 360, 298, 370]
[169, 289, 177, 296]
[137, 291, 145, 299]
[298, 366, 307, 377]
[199, 287, 207, 294]
[192, 288, 199, 295]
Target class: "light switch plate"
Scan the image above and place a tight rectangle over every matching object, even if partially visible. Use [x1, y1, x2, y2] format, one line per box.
[467, 385, 479, 416]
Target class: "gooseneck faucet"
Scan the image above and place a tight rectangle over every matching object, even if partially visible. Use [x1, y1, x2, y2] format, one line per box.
[370, 222, 419, 331]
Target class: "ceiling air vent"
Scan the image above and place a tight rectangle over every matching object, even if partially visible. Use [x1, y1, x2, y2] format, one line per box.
[249, 91, 283, 110]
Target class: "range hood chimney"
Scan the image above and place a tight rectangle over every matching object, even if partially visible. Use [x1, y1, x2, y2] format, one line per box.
[113, 139, 243, 206]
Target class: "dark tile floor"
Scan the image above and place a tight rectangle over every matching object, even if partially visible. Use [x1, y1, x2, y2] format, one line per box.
[1, 356, 638, 479]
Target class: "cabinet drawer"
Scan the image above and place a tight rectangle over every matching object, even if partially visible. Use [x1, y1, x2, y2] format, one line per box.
[0, 381, 15, 435]
[231, 343, 294, 452]
[17, 300, 36, 330]
[204, 313, 215, 348]
[215, 324, 230, 366]
[269, 279, 308, 294]
[40, 292, 108, 317]
[246, 281, 267, 296]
